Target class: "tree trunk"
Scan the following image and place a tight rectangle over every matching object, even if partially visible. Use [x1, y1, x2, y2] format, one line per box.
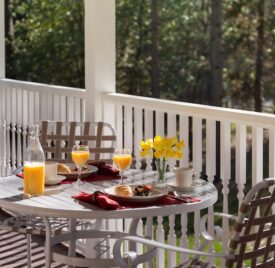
[254, 0, 265, 112]
[151, 0, 159, 98]
[210, 0, 223, 107]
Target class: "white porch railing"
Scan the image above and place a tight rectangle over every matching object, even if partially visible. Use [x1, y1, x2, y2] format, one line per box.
[2, 79, 275, 267]
[0, 78, 85, 175]
[103, 92, 275, 267]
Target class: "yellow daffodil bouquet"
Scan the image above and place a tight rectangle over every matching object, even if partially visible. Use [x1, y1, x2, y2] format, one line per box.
[140, 136, 184, 182]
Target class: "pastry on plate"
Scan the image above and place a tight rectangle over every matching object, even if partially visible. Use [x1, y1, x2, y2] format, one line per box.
[57, 163, 71, 173]
[114, 185, 133, 197]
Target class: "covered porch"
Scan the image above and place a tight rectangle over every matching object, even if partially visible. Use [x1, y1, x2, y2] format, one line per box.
[0, 0, 275, 267]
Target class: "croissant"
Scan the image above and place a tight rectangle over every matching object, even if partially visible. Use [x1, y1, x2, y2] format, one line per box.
[114, 185, 133, 197]
[57, 163, 71, 173]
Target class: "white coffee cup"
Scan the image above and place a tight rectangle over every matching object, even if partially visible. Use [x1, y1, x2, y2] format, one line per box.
[174, 167, 193, 188]
[45, 162, 58, 181]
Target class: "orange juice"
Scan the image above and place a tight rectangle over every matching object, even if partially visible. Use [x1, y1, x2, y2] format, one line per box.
[24, 162, 45, 196]
[113, 155, 132, 171]
[72, 151, 90, 166]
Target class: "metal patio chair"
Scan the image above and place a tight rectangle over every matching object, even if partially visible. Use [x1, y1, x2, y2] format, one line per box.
[113, 178, 275, 268]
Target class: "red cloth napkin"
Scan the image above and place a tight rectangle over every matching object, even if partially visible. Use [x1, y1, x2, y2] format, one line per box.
[61, 162, 120, 184]
[72, 191, 201, 210]
[91, 161, 120, 177]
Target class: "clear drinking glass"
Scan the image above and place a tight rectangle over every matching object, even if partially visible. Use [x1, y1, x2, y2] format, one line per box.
[113, 148, 132, 184]
[71, 145, 90, 187]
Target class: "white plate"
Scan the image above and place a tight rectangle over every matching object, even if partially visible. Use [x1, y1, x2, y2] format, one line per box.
[57, 164, 98, 179]
[104, 185, 168, 203]
[45, 175, 66, 186]
[167, 179, 207, 192]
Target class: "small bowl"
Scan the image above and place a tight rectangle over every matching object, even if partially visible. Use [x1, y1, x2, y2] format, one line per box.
[45, 175, 66, 186]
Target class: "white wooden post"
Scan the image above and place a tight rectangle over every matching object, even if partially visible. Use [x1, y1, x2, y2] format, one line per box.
[0, 0, 5, 78]
[84, 0, 116, 122]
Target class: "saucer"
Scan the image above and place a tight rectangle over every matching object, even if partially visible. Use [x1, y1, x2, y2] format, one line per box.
[45, 175, 66, 186]
[167, 179, 207, 193]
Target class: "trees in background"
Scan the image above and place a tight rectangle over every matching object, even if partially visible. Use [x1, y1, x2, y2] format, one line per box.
[116, 0, 274, 112]
[5, 0, 84, 88]
[4, 0, 274, 112]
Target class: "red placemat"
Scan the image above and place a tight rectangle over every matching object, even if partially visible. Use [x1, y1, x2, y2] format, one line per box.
[16, 162, 121, 184]
[72, 191, 201, 210]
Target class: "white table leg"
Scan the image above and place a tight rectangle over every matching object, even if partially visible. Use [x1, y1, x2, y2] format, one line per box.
[43, 217, 52, 268]
[68, 218, 76, 268]
[27, 234, 32, 268]
[128, 218, 140, 252]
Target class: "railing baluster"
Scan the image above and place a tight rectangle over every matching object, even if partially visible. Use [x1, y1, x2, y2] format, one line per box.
[145, 216, 154, 268]
[220, 121, 231, 266]
[206, 119, 216, 265]
[252, 126, 263, 185]
[167, 113, 177, 170]
[124, 105, 132, 153]
[67, 97, 75, 122]
[22, 125, 28, 163]
[252, 126, 263, 221]
[40, 92, 47, 121]
[269, 128, 275, 177]
[144, 109, 153, 170]
[28, 91, 35, 126]
[11, 122, 16, 171]
[74, 98, 81, 123]
[6, 122, 11, 174]
[236, 124, 246, 208]
[60, 96, 67, 121]
[156, 216, 165, 268]
[179, 115, 189, 167]
[115, 104, 123, 150]
[155, 111, 165, 137]
[192, 117, 202, 249]
[134, 107, 143, 169]
[1, 121, 7, 175]
[167, 215, 177, 268]
[11, 88, 17, 170]
[53, 94, 60, 121]
[16, 89, 23, 168]
[46, 93, 53, 121]
[180, 213, 188, 264]
[34, 91, 40, 124]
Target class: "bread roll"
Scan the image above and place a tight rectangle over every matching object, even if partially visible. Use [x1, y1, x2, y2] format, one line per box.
[114, 185, 133, 197]
[57, 163, 71, 173]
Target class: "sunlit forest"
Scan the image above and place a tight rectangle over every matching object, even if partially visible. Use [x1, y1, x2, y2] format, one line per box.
[5, 0, 275, 112]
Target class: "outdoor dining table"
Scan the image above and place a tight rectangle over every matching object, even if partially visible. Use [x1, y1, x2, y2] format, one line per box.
[0, 169, 217, 268]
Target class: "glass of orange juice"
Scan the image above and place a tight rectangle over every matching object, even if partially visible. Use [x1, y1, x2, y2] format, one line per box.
[24, 162, 45, 196]
[71, 145, 90, 187]
[113, 148, 132, 184]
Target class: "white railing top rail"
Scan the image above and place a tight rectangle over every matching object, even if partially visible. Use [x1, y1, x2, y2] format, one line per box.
[104, 93, 275, 128]
[0, 78, 86, 98]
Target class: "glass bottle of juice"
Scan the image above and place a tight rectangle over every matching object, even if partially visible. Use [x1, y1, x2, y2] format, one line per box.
[24, 125, 45, 196]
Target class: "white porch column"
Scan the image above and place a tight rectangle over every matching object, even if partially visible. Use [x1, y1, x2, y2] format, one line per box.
[84, 0, 116, 122]
[0, 0, 5, 78]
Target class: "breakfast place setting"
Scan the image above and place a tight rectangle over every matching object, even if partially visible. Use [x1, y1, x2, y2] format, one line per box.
[15, 126, 213, 210]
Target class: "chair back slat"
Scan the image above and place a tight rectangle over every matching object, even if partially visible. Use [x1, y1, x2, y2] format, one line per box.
[226, 179, 275, 267]
[54, 122, 62, 160]
[67, 122, 76, 162]
[40, 121, 116, 163]
[95, 122, 103, 161]
[82, 122, 90, 146]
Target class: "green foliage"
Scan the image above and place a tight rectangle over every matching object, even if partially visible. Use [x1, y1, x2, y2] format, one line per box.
[6, 0, 84, 88]
[5, 0, 274, 111]
[116, 0, 274, 111]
